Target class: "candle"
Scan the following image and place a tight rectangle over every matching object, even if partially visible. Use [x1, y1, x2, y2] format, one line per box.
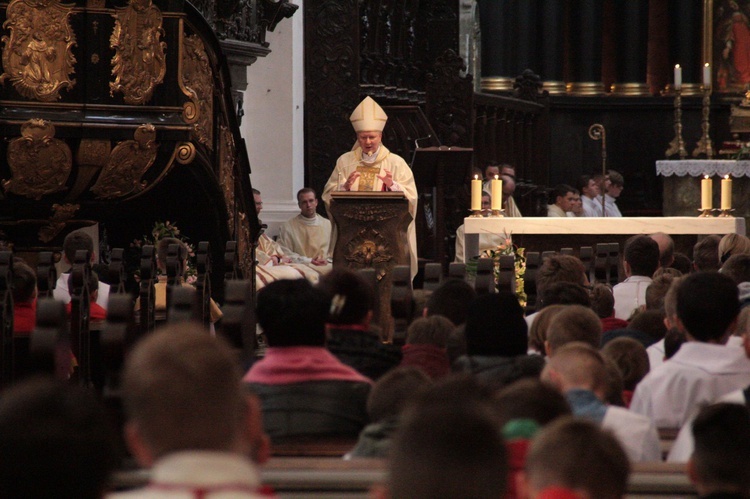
[722, 175, 732, 210]
[491, 175, 502, 211]
[471, 174, 482, 211]
[701, 175, 713, 210]
[703, 63, 711, 88]
[674, 64, 682, 90]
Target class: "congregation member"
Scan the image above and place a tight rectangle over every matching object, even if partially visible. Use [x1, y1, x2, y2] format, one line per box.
[542, 342, 660, 462]
[630, 272, 750, 429]
[399, 315, 453, 379]
[612, 235, 660, 320]
[544, 304, 602, 356]
[546, 184, 576, 217]
[528, 305, 565, 356]
[693, 235, 722, 272]
[322, 96, 418, 281]
[423, 277, 477, 326]
[346, 366, 432, 459]
[526, 254, 589, 329]
[579, 174, 603, 217]
[277, 187, 332, 274]
[244, 279, 372, 441]
[454, 192, 507, 263]
[454, 292, 544, 388]
[0, 377, 115, 499]
[113, 324, 271, 498]
[601, 337, 650, 408]
[650, 232, 675, 268]
[645, 276, 682, 369]
[520, 417, 630, 499]
[253, 189, 320, 288]
[602, 169, 624, 217]
[719, 233, 750, 265]
[374, 378, 508, 499]
[53, 229, 110, 309]
[318, 268, 401, 380]
[721, 253, 750, 284]
[12, 258, 37, 336]
[590, 283, 628, 333]
[687, 403, 750, 498]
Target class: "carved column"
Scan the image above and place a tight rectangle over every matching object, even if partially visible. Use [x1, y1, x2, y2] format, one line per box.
[567, 0, 605, 95]
[610, 0, 650, 96]
[538, 0, 565, 94]
[668, 0, 703, 96]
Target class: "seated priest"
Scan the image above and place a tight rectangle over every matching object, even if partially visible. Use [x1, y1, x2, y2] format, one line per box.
[321, 96, 418, 282]
[454, 193, 507, 263]
[253, 189, 320, 289]
[547, 184, 576, 217]
[501, 164, 522, 217]
[277, 187, 332, 276]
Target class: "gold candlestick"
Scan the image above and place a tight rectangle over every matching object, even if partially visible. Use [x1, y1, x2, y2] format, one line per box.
[693, 86, 714, 158]
[470, 209, 483, 218]
[665, 88, 688, 159]
[698, 208, 713, 218]
[490, 209, 505, 218]
[719, 209, 735, 218]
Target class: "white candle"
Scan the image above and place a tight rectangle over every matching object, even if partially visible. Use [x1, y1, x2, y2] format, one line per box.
[674, 64, 682, 90]
[471, 175, 482, 211]
[703, 63, 711, 88]
[701, 175, 712, 210]
[721, 175, 732, 210]
[491, 175, 502, 211]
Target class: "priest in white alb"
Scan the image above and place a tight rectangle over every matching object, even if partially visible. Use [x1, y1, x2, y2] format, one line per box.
[322, 96, 418, 281]
[277, 187, 332, 276]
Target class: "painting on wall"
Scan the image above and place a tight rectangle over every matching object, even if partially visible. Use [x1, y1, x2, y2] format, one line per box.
[708, 0, 750, 92]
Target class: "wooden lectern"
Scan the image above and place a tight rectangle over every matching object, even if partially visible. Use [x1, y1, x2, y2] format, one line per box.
[329, 191, 412, 342]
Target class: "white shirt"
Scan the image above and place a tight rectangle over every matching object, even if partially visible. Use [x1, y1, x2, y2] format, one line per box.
[646, 338, 666, 370]
[603, 405, 662, 462]
[53, 272, 110, 309]
[667, 389, 746, 462]
[604, 194, 622, 217]
[108, 451, 264, 498]
[612, 275, 652, 320]
[630, 342, 750, 429]
[547, 204, 567, 217]
[582, 195, 605, 217]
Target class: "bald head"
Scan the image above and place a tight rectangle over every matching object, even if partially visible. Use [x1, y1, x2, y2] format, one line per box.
[650, 232, 674, 268]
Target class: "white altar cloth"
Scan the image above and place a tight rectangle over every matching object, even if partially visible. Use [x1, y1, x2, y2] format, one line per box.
[463, 217, 746, 259]
[656, 160, 750, 178]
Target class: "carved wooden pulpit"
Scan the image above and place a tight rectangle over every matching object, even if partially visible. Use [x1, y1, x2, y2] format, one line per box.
[329, 191, 412, 342]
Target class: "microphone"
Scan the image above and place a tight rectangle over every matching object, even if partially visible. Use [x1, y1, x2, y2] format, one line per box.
[414, 134, 432, 149]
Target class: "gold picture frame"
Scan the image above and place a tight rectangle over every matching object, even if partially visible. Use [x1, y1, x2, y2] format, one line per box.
[706, 0, 750, 93]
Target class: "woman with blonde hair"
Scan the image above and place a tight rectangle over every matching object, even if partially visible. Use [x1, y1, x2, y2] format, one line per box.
[719, 233, 750, 264]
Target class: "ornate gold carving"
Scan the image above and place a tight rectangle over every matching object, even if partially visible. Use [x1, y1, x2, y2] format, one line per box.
[91, 124, 158, 198]
[76, 138, 110, 166]
[181, 33, 214, 147]
[109, 0, 166, 105]
[3, 119, 71, 199]
[237, 211, 254, 276]
[174, 142, 195, 164]
[219, 126, 236, 235]
[91, 53, 99, 64]
[0, 0, 77, 102]
[344, 226, 392, 275]
[341, 203, 402, 223]
[38, 202, 78, 242]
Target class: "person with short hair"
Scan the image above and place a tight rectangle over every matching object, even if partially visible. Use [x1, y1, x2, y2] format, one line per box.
[650, 232, 675, 269]
[526, 254, 588, 329]
[544, 305, 603, 356]
[521, 416, 630, 499]
[546, 184, 576, 217]
[613, 235, 660, 320]
[603, 169, 624, 217]
[399, 315, 453, 379]
[0, 377, 116, 499]
[542, 342, 660, 462]
[346, 366, 432, 459]
[424, 278, 477, 326]
[694, 235, 722, 272]
[719, 233, 750, 265]
[244, 279, 372, 441]
[527, 304, 566, 356]
[631, 272, 750, 429]
[277, 187, 332, 274]
[579, 174, 603, 217]
[722, 253, 750, 284]
[591, 283, 629, 332]
[601, 337, 650, 408]
[53, 229, 110, 309]
[375, 385, 507, 499]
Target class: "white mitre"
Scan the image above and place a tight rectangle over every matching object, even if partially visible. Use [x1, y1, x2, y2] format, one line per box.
[350, 96, 388, 132]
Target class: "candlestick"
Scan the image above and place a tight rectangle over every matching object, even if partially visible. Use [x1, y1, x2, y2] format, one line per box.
[665, 88, 688, 159]
[471, 174, 482, 214]
[703, 63, 711, 89]
[721, 175, 732, 210]
[491, 175, 502, 211]
[692, 84, 714, 158]
[701, 175, 713, 211]
[674, 64, 682, 90]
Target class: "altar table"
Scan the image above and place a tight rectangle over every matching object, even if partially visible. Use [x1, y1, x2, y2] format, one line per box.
[463, 217, 746, 260]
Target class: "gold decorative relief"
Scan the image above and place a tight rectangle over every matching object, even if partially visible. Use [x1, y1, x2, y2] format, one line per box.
[237, 211, 254, 276]
[109, 0, 166, 105]
[181, 33, 213, 148]
[3, 119, 71, 199]
[0, 0, 77, 102]
[174, 142, 195, 164]
[76, 138, 110, 166]
[219, 126, 236, 234]
[38, 202, 78, 242]
[345, 226, 392, 272]
[91, 124, 158, 198]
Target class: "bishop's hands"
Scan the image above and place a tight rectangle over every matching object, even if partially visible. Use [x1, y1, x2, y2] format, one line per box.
[343, 171, 360, 191]
[377, 169, 394, 189]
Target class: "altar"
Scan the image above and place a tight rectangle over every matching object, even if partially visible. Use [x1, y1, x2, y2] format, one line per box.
[463, 217, 746, 265]
[656, 160, 750, 219]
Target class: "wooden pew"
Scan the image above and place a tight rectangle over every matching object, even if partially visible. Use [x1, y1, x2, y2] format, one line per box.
[390, 265, 413, 345]
[69, 248, 92, 386]
[138, 246, 156, 335]
[35, 251, 57, 298]
[422, 262, 442, 292]
[474, 258, 495, 295]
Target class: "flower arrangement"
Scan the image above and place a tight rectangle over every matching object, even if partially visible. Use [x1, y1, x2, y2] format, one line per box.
[478, 232, 527, 308]
[130, 221, 197, 284]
